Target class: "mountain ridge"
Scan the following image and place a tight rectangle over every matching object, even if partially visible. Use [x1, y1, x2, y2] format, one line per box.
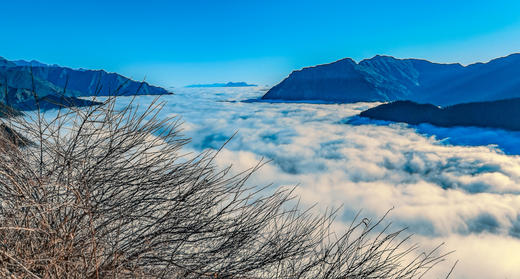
[262, 53, 520, 106]
[186, 82, 257, 88]
[0, 56, 171, 110]
[359, 98, 520, 131]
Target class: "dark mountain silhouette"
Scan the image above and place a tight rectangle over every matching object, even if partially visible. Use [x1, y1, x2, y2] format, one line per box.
[359, 98, 520, 131]
[263, 54, 520, 106]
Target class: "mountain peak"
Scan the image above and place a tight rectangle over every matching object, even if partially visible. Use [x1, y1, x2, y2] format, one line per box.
[369, 54, 398, 61]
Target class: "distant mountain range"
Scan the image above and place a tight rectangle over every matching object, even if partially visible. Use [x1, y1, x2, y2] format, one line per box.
[359, 98, 520, 131]
[0, 56, 171, 110]
[262, 53, 520, 106]
[186, 82, 257, 88]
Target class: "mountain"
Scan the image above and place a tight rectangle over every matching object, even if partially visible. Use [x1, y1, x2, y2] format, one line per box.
[26, 66, 170, 96]
[359, 98, 520, 131]
[0, 65, 97, 110]
[262, 54, 520, 106]
[186, 82, 257, 88]
[0, 56, 171, 110]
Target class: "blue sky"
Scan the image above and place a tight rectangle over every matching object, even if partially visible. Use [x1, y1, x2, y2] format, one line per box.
[2, 0, 520, 87]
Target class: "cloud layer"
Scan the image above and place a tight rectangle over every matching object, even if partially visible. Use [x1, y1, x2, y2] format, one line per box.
[109, 87, 520, 278]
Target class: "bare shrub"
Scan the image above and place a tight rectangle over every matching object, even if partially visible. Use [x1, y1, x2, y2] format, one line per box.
[0, 97, 452, 278]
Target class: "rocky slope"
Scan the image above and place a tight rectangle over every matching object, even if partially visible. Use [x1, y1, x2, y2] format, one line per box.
[263, 54, 520, 106]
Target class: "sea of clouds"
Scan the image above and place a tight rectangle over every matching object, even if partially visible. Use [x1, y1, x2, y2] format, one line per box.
[110, 87, 520, 279]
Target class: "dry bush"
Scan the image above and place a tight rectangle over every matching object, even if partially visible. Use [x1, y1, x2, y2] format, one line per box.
[0, 97, 453, 278]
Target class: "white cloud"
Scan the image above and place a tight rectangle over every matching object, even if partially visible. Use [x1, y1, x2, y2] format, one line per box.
[109, 87, 520, 278]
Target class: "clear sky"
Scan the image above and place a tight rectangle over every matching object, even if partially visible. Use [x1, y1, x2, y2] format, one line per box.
[2, 0, 520, 87]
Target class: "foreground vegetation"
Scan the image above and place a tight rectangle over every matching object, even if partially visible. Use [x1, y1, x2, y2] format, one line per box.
[0, 97, 452, 278]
